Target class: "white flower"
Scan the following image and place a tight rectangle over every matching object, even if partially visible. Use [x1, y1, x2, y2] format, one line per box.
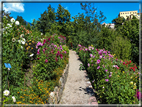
[7, 23, 12, 27]
[20, 34, 24, 38]
[21, 46, 23, 49]
[12, 96, 16, 102]
[50, 92, 54, 98]
[12, 38, 16, 42]
[3, 90, 10, 96]
[21, 41, 25, 45]
[18, 40, 21, 44]
[10, 18, 15, 23]
[41, 33, 43, 35]
[29, 53, 34, 57]
[15, 21, 19, 25]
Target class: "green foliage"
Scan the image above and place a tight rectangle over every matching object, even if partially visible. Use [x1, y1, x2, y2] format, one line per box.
[111, 36, 131, 61]
[112, 16, 125, 29]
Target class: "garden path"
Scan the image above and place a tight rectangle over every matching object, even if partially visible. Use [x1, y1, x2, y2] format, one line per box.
[59, 50, 98, 105]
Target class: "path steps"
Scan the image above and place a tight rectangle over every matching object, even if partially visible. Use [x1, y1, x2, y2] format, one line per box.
[59, 50, 98, 106]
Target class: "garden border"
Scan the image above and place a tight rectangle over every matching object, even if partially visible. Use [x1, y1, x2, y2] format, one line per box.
[48, 63, 69, 104]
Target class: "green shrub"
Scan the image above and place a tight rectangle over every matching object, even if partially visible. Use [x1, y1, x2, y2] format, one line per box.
[111, 36, 131, 61]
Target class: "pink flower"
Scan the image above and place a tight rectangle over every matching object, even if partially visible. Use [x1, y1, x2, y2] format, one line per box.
[85, 48, 88, 51]
[97, 66, 100, 69]
[64, 51, 66, 54]
[91, 64, 93, 66]
[55, 57, 58, 62]
[54, 45, 57, 48]
[105, 69, 108, 72]
[37, 49, 40, 54]
[100, 55, 102, 59]
[93, 56, 95, 58]
[88, 63, 90, 67]
[90, 54, 93, 57]
[45, 59, 48, 63]
[97, 59, 100, 64]
[105, 79, 109, 82]
[103, 65, 105, 68]
[43, 39, 46, 45]
[78, 44, 81, 47]
[109, 75, 111, 77]
[43, 49, 45, 53]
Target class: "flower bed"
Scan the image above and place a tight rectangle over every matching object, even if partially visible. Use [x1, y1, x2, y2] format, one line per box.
[2, 16, 69, 105]
[76, 44, 141, 104]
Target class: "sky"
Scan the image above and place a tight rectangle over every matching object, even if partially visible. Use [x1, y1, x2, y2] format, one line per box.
[2, 0, 140, 24]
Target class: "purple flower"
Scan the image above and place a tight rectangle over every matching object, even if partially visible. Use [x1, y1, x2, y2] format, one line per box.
[97, 59, 100, 64]
[64, 51, 66, 54]
[105, 69, 108, 72]
[57, 47, 59, 49]
[88, 63, 90, 67]
[105, 79, 109, 82]
[103, 65, 105, 68]
[45, 59, 48, 63]
[137, 90, 142, 100]
[93, 56, 95, 58]
[97, 66, 100, 69]
[109, 75, 111, 77]
[91, 60, 93, 62]
[108, 51, 110, 53]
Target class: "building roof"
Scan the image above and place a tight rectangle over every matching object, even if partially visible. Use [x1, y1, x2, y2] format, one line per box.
[119, 10, 138, 12]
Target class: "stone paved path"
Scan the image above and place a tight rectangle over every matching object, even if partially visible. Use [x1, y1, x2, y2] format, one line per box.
[59, 50, 98, 105]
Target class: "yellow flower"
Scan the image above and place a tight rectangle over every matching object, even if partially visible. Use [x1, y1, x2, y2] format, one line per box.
[123, 71, 125, 73]
[130, 77, 132, 79]
[133, 85, 136, 89]
[117, 75, 120, 77]
[130, 81, 133, 85]
[134, 83, 136, 86]
[29, 43, 31, 45]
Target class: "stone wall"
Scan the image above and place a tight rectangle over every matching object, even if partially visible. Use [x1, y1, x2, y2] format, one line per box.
[48, 63, 69, 104]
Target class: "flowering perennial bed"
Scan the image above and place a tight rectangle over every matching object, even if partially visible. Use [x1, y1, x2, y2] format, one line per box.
[2, 16, 69, 105]
[76, 44, 141, 104]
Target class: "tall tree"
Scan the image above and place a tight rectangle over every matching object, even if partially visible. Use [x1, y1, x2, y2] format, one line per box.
[16, 16, 26, 26]
[112, 16, 125, 29]
[56, 4, 71, 34]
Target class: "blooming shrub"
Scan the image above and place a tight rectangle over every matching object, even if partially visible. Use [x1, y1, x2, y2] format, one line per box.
[76, 44, 140, 104]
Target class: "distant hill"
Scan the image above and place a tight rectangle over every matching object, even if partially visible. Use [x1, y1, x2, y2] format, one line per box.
[24, 20, 33, 26]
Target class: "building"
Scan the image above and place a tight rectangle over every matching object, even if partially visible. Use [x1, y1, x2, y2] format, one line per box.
[102, 22, 115, 29]
[118, 10, 140, 19]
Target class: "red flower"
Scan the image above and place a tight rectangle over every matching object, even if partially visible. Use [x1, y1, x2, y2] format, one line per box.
[129, 60, 131, 63]
[37, 57, 40, 60]
[123, 62, 125, 65]
[133, 67, 135, 71]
